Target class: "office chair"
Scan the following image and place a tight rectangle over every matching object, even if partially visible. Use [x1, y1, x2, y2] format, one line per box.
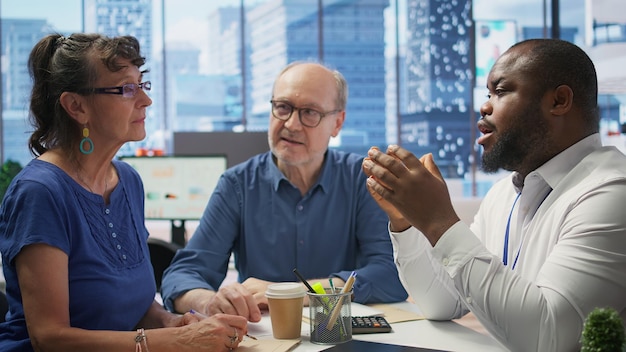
[147, 237, 181, 292]
[0, 290, 8, 323]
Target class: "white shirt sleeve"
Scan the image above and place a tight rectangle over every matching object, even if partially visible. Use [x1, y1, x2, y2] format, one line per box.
[434, 221, 583, 352]
[390, 224, 469, 320]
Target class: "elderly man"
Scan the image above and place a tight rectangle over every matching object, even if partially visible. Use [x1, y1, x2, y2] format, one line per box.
[162, 62, 407, 322]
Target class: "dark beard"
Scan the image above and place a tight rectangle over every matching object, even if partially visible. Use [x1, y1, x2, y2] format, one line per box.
[480, 127, 529, 173]
[480, 105, 547, 174]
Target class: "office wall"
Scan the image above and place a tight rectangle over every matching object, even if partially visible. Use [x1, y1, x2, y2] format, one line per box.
[173, 131, 269, 168]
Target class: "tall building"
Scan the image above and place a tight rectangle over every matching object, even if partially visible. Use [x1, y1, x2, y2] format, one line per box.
[401, 0, 473, 178]
[83, 0, 160, 154]
[206, 6, 253, 131]
[83, 0, 153, 58]
[405, 0, 472, 114]
[207, 7, 242, 76]
[246, 0, 390, 153]
[1, 18, 52, 166]
[585, 0, 626, 154]
[1, 19, 50, 111]
[167, 41, 242, 132]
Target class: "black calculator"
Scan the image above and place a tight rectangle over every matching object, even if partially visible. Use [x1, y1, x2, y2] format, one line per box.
[351, 316, 392, 334]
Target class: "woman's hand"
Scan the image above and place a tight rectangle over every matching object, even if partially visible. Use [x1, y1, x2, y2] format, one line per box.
[175, 313, 248, 352]
[170, 310, 203, 327]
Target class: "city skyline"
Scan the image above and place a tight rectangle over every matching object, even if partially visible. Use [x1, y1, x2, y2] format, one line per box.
[2, 0, 622, 185]
[1, 0, 588, 60]
[2, 0, 587, 36]
[1, 0, 588, 78]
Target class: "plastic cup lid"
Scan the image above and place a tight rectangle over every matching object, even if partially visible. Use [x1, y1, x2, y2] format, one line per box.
[265, 282, 307, 299]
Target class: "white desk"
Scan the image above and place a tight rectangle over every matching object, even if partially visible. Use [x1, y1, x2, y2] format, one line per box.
[247, 301, 506, 352]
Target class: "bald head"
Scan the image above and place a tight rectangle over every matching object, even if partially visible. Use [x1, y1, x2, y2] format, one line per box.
[273, 62, 348, 111]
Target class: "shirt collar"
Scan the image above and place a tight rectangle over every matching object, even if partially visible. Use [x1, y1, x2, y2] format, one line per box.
[268, 150, 332, 193]
[513, 133, 602, 192]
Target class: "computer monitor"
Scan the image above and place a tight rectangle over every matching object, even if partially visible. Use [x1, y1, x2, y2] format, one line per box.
[119, 155, 227, 221]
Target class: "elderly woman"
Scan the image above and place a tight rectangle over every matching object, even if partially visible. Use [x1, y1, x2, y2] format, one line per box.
[0, 33, 246, 352]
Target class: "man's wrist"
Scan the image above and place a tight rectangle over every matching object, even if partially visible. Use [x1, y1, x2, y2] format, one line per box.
[423, 217, 459, 246]
[175, 288, 215, 314]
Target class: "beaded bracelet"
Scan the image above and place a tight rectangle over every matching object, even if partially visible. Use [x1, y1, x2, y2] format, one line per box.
[135, 328, 150, 352]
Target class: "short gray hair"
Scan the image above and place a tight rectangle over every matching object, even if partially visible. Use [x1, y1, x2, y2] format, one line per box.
[273, 61, 348, 110]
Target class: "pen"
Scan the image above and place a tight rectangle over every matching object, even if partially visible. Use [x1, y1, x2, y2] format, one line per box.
[342, 271, 357, 294]
[292, 268, 316, 293]
[326, 271, 357, 330]
[325, 278, 347, 336]
[294, 269, 333, 312]
[189, 309, 257, 340]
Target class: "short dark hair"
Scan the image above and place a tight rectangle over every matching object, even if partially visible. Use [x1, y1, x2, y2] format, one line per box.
[510, 39, 599, 130]
[27, 33, 146, 158]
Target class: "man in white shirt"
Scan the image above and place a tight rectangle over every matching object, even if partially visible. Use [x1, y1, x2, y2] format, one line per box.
[362, 38, 626, 351]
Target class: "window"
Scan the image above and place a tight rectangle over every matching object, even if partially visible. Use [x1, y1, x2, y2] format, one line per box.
[2, 0, 625, 199]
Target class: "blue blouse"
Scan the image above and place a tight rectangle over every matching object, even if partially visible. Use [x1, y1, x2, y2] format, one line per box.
[161, 150, 407, 310]
[0, 159, 155, 352]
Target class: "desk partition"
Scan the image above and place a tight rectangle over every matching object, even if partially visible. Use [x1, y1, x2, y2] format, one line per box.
[173, 131, 269, 168]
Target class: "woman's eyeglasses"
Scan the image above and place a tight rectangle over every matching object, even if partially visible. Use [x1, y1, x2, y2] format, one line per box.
[78, 81, 151, 98]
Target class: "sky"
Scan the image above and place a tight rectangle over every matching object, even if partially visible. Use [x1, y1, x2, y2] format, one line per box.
[2, 0, 586, 38]
[0, 0, 585, 35]
[1, 0, 83, 32]
[2, 0, 589, 79]
[1, 0, 257, 33]
[1, 0, 263, 73]
[1, 0, 588, 68]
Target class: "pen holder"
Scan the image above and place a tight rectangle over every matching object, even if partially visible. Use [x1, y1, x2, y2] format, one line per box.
[307, 289, 352, 345]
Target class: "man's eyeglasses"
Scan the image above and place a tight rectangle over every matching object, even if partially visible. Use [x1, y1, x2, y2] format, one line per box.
[79, 81, 152, 98]
[270, 100, 341, 127]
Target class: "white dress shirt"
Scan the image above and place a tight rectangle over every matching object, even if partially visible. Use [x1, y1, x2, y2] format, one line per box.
[391, 134, 626, 352]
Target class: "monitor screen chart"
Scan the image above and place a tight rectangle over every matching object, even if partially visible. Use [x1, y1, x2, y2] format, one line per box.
[120, 155, 227, 221]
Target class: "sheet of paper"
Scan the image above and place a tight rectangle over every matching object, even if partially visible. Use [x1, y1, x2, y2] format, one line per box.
[319, 339, 446, 351]
[238, 337, 301, 352]
[247, 311, 277, 338]
[242, 315, 302, 352]
[366, 303, 425, 323]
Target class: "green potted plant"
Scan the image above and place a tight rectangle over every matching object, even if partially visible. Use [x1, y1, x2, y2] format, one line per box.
[581, 307, 626, 352]
[0, 159, 23, 201]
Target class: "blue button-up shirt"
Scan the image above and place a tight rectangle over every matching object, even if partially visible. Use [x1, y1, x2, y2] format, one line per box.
[161, 149, 407, 310]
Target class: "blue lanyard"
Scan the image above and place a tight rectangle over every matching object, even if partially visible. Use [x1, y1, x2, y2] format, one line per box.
[502, 188, 552, 269]
[503, 192, 522, 268]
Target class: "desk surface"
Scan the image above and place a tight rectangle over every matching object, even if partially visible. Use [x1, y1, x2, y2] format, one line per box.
[247, 301, 505, 352]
